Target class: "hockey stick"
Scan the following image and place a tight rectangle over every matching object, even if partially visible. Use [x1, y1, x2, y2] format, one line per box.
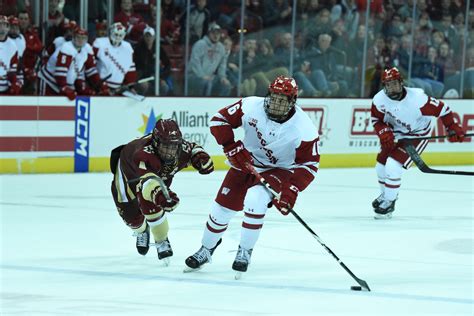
[116, 76, 155, 94]
[245, 163, 371, 292]
[403, 141, 474, 176]
[401, 132, 474, 141]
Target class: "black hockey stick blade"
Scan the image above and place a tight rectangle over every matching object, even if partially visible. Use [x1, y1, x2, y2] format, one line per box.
[404, 142, 474, 176]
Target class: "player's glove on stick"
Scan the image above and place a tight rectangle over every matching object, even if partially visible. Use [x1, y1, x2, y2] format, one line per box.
[191, 150, 214, 174]
[274, 182, 299, 216]
[8, 81, 22, 95]
[60, 86, 77, 101]
[224, 140, 253, 173]
[154, 188, 180, 212]
[377, 127, 395, 151]
[446, 124, 465, 143]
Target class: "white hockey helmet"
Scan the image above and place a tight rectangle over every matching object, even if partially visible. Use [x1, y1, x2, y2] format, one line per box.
[0, 15, 9, 38]
[109, 22, 126, 46]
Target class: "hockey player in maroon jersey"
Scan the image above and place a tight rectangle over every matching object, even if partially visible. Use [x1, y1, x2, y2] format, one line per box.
[371, 67, 466, 219]
[0, 15, 21, 95]
[185, 76, 320, 277]
[110, 119, 214, 265]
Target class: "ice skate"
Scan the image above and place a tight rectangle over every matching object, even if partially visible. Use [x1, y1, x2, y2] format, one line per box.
[232, 246, 253, 280]
[153, 238, 173, 266]
[184, 239, 222, 272]
[372, 194, 384, 209]
[133, 224, 150, 255]
[374, 199, 396, 219]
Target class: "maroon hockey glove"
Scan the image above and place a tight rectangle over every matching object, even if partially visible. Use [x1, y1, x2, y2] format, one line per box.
[60, 86, 77, 101]
[274, 182, 299, 216]
[446, 124, 465, 143]
[377, 127, 395, 151]
[191, 151, 214, 174]
[8, 81, 22, 95]
[154, 188, 180, 212]
[224, 140, 253, 173]
[99, 82, 110, 96]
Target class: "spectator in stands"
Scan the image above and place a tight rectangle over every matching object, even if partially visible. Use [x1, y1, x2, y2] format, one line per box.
[222, 36, 239, 95]
[431, 30, 446, 50]
[134, 26, 172, 96]
[306, 33, 348, 96]
[18, 10, 43, 95]
[95, 20, 108, 38]
[412, 46, 445, 98]
[232, 0, 264, 36]
[293, 60, 329, 97]
[179, 0, 210, 45]
[274, 32, 301, 69]
[437, 42, 457, 80]
[188, 23, 231, 96]
[262, 0, 292, 28]
[438, 14, 457, 42]
[114, 0, 144, 30]
[306, 8, 333, 47]
[45, 0, 66, 47]
[443, 45, 474, 98]
[413, 11, 432, 57]
[383, 13, 404, 38]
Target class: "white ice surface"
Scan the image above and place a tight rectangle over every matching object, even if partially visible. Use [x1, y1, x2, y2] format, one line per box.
[1, 167, 473, 315]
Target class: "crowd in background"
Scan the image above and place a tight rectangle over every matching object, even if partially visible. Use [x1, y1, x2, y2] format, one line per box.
[0, 0, 473, 98]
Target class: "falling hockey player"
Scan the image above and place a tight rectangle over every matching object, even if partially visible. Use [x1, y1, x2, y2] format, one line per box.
[110, 119, 214, 265]
[185, 76, 320, 278]
[371, 67, 466, 219]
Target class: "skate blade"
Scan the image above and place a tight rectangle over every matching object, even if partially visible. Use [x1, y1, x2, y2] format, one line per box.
[374, 213, 393, 220]
[234, 272, 243, 280]
[161, 257, 171, 267]
[183, 266, 202, 273]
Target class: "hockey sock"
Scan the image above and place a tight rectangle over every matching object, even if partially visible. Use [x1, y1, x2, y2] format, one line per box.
[146, 212, 169, 242]
[240, 211, 265, 250]
[202, 202, 236, 249]
[384, 158, 404, 201]
[375, 162, 386, 194]
[239, 185, 270, 250]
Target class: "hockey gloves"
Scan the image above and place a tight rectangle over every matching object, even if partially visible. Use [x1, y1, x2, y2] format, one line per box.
[441, 112, 465, 143]
[60, 86, 77, 101]
[274, 182, 299, 216]
[377, 127, 395, 151]
[8, 81, 22, 95]
[191, 149, 214, 174]
[224, 140, 253, 173]
[446, 124, 465, 142]
[154, 188, 180, 212]
[99, 82, 110, 96]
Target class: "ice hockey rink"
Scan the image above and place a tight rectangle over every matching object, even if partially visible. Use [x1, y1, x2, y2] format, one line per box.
[1, 166, 473, 315]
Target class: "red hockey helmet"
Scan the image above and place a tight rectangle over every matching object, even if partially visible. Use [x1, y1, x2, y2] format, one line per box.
[382, 67, 404, 99]
[152, 119, 183, 164]
[264, 76, 298, 122]
[64, 20, 78, 30]
[8, 16, 19, 25]
[72, 27, 88, 49]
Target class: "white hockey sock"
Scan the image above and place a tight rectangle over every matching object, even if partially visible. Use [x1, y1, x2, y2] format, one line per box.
[375, 162, 386, 195]
[240, 211, 265, 250]
[384, 158, 404, 202]
[201, 202, 236, 249]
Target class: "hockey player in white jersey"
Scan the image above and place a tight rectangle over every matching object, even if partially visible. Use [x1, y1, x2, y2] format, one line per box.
[38, 27, 108, 100]
[0, 15, 21, 95]
[93, 22, 137, 93]
[185, 76, 320, 276]
[371, 67, 466, 219]
[8, 17, 25, 86]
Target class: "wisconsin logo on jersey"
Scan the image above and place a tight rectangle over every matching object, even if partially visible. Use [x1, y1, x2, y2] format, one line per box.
[221, 187, 230, 195]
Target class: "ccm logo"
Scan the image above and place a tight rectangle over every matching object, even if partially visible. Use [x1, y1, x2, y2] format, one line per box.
[75, 99, 89, 157]
[351, 108, 375, 136]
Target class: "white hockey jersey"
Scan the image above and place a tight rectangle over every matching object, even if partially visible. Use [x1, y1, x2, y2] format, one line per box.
[210, 97, 320, 190]
[93, 37, 136, 89]
[371, 87, 452, 140]
[11, 34, 25, 57]
[0, 37, 18, 92]
[38, 41, 97, 92]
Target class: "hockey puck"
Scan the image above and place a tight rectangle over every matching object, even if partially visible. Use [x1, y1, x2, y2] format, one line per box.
[350, 286, 362, 291]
